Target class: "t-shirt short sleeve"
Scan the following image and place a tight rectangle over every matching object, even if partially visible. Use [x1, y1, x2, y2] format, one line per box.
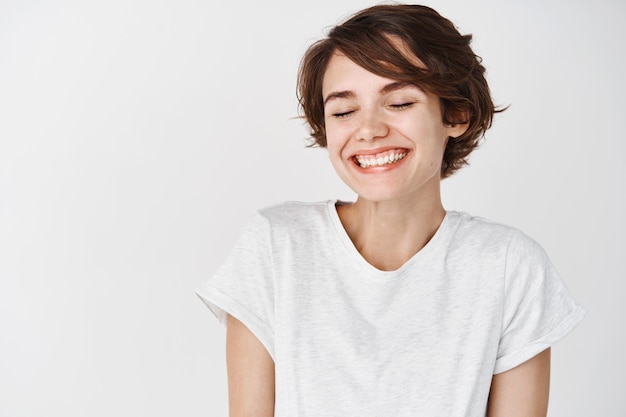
[494, 230, 586, 374]
[195, 212, 275, 359]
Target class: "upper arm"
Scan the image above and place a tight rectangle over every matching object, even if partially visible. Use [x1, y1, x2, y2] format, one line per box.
[487, 348, 551, 417]
[226, 314, 275, 417]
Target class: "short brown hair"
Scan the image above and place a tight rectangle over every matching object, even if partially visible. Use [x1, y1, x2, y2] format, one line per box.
[297, 4, 502, 178]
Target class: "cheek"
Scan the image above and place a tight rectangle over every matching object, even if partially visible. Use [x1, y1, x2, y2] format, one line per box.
[324, 126, 344, 155]
[324, 134, 353, 176]
[327, 143, 346, 170]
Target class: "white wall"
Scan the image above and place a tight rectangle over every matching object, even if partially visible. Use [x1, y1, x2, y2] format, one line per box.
[0, 0, 624, 415]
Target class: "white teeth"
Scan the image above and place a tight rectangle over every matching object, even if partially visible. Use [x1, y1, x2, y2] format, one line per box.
[356, 151, 406, 168]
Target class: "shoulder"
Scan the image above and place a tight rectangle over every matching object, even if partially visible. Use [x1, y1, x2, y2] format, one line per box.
[256, 200, 333, 232]
[449, 211, 516, 247]
[251, 200, 340, 264]
[447, 211, 546, 262]
[258, 200, 331, 218]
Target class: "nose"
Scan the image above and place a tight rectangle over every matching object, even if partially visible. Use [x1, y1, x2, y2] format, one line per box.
[356, 108, 389, 142]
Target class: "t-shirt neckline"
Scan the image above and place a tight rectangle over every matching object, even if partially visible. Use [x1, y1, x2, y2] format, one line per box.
[325, 199, 457, 278]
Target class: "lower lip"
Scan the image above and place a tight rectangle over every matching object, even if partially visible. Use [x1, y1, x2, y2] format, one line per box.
[352, 152, 410, 173]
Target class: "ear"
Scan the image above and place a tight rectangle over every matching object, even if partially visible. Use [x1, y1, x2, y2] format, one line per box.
[444, 110, 470, 139]
[445, 120, 469, 139]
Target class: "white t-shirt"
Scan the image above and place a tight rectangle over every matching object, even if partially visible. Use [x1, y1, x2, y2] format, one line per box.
[196, 200, 585, 417]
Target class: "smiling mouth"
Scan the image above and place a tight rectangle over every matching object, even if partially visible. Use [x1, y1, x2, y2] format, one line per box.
[353, 149, 408, 168]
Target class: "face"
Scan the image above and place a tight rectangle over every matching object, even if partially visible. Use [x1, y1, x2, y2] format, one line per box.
[322, 52, 467, 203]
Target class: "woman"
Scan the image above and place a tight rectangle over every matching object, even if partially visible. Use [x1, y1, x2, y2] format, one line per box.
[196, 4, 585, 416]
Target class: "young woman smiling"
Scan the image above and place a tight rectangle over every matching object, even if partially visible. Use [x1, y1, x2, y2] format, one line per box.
[197, 5, 585, 416]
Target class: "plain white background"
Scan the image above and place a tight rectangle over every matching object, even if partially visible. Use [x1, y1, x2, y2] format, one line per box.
[0, 0, 624, 415]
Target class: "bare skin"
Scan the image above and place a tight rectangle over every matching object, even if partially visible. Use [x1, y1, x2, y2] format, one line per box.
[336, 187, 445, 272]
[322, 52, 465, 271]
[226, 315, 274, 417]
[488, 348, 551, 417]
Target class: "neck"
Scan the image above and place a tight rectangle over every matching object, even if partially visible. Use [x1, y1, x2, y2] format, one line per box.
[337, 191, 445, 271]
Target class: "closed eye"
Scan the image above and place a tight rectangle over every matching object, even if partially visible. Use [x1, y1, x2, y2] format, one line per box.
[332, 110, 355, 118]
[389, 102, 414, 109]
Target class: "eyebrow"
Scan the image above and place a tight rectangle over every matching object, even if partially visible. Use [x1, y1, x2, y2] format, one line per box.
[323, 81, 416, 105]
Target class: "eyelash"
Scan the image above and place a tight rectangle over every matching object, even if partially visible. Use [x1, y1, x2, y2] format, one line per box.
[390, 102, 414, 109]
[332, 111, 354, 119]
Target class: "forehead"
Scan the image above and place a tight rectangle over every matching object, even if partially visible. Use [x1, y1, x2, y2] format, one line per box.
[322, 52, 422, 100]
[322, 53, 389, 95]
[321, 37, 425, 96]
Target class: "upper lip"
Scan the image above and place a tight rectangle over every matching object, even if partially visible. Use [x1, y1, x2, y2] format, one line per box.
[349, 146, 410, 158]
